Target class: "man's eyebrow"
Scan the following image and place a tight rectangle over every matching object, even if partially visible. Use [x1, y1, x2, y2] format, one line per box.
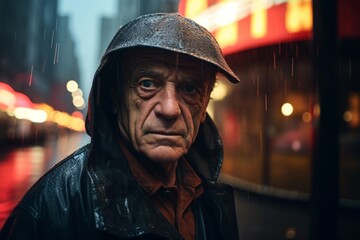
[132, 67, 166, 79]
[179, 72, 210, 84]
[179, 76, 201, 85]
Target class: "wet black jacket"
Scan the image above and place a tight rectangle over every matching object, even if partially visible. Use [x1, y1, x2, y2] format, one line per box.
[0, 119, 238, 240]
[0, 13, 239, 240]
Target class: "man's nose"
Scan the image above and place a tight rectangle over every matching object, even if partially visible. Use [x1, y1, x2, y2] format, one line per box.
[155, 86, 181, 119]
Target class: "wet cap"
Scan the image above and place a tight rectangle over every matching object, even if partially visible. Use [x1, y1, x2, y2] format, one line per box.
[103, 13, 240, 83]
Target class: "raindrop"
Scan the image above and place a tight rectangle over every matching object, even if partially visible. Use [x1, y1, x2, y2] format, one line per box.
[273, 51, 276, 69]
[50, 30, 54, 48]
[256, 75, 260, 96]
[291, 57, 294, 77]
[53, 43, 60, 64]
[53, 44, 56, 64]
[29, 65, 34, 86]
[55, 16, 58, 31]
[264, 94, 268, 111]
[57, 43, 60, 63]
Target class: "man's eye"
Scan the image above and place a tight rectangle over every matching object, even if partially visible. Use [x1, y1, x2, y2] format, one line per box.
[180, 85, 198, 94]
[139, 79, 156, 89]
[136, 79, 160, 98]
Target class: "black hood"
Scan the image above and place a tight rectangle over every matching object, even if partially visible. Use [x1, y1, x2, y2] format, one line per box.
[85, 13, 239, 182]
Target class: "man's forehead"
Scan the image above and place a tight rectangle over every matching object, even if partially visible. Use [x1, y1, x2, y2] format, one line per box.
[127, 48, 205, 66]
[122, 48, 216, 78]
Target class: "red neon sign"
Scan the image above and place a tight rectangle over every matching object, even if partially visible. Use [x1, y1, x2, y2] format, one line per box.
[179, 0, 360, 55]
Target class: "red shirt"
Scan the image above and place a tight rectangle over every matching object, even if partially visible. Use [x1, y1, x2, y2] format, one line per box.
[119, 142, 204, 240]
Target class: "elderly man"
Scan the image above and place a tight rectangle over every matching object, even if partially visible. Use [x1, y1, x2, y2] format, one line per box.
[0, 13, 240, 240]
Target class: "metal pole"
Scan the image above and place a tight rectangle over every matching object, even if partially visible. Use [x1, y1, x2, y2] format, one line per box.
[310, 0, 339, 239]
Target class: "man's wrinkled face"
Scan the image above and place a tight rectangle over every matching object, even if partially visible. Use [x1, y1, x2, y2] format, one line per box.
[117, 49, 215, 164]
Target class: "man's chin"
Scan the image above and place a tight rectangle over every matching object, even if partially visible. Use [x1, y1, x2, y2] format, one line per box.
[141, 146, 186, 164]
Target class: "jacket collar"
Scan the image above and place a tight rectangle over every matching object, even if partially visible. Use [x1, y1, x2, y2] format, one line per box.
[88, 140, 184, 239]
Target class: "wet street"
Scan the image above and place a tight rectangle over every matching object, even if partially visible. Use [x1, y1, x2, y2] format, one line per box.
[0, 131, 90, 229]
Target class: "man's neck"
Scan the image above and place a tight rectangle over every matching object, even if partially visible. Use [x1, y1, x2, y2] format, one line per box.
[159, 161, 178, 187]
[140, 159, 179, 187]
[117, 134, 179, 187]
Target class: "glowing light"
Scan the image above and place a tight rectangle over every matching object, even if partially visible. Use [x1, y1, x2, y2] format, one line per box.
[35, 103, 54, 114]
[286, 227, 297, 239]
[72, 96, 85, 108]
[0, 82, 86, 132]
[66, 80, 78, 92]
[347, 94, 360, 127]
[6, 107, 15, 117]
[343, 111, 352, 122]
[207, 102, 215, 119]
[302, 112, 312, 122]
[251, 0, 267, 38]
[192, 0, 251, 32]
[71, 111, 84, 119]
[188, 0, 289, 32]
[313, 104, 320, 117]
[281, 102, 294, 116]
[0, 89, 16, 107]
[13, 107, 27, 120]
[180, 0, 313, 56]
[54, 111, 71, 126]
[185, 0, 208, 18]
[291, 140, 302, 151]
[286, 0, 312, 33]
[215, 23, 238, 48]
[77, 103, 86, 110]
[14, 92, 33, 108]
[29, 110, 47, 123]
[0, 82, 15, 92]
[69, 118, 85, 132]
[211, 81, 229, 101]
[13, 107, 47, 123]
[71, 88, 83, 98]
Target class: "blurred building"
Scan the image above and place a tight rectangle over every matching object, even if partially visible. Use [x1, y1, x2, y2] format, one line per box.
[98, 0, 180, 60]
[50, 16, 81, 112]
[0, 0, 80, 113]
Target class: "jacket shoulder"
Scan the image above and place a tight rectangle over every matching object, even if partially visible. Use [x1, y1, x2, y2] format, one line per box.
[21, 144, 91, 205]
[6, 144, 93, 232]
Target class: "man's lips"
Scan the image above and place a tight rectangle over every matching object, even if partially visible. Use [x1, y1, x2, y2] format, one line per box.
[145, 130, 183, 136]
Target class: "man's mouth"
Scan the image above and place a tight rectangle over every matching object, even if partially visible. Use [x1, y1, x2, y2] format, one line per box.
[150, 131, 182, 136]
[146, 130, 183, 137]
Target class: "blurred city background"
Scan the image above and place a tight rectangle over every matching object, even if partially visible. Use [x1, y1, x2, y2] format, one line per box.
[0, 0, 359, 239]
